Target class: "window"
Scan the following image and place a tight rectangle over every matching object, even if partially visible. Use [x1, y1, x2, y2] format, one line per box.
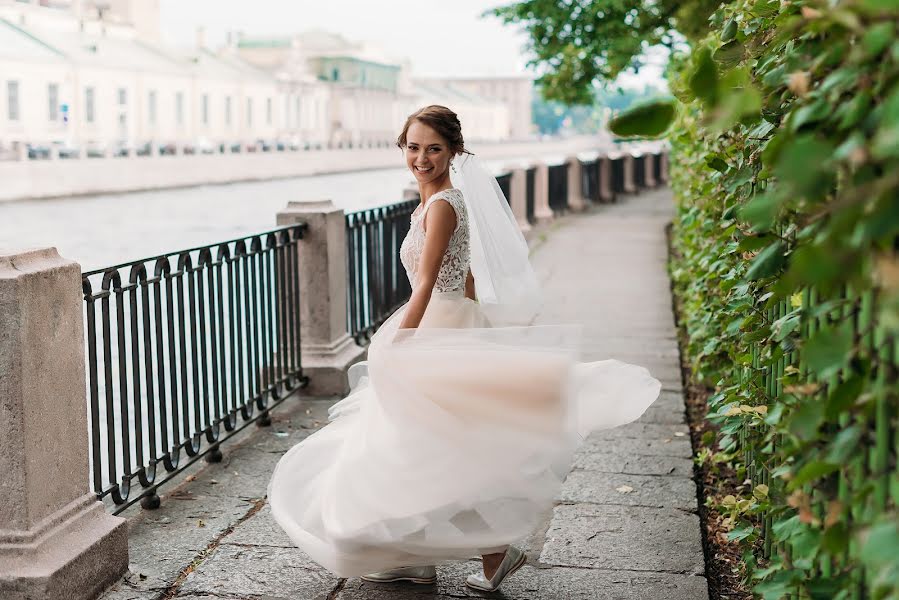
[148, 90, 157, 125]
[201, 93, 209, 125]
[225, 96, 232, 126]
[118, 87, 127, 105]
[266, 97, 272, 126]
[246, 98, 253, 127]
[175, 91, 184, 125]
[7, 81, 20, 121]
[85, 86, 95, 123]
[48, 83, 59, 121]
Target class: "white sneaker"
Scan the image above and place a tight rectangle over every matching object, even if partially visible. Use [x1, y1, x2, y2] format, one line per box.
[465, 546, 526, 592]
[361, 565, 437, 584]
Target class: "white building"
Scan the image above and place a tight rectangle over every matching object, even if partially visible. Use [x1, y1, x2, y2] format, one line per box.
[417, 76, 535, 140]
[0, 1, 532, 158]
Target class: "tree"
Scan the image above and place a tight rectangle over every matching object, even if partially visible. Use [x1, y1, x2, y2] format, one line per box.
[487, 0, 720, 105]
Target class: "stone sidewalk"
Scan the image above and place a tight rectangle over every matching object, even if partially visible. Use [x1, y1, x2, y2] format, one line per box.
[100, 187, 708, 600]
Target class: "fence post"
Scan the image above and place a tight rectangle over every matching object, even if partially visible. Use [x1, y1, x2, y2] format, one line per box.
[565, 155, 586, 212]
[599, 155, 615, 202]
[505, 165, 531, 233]
[644, 153, 657, 188]
[276, 200, 366, 396]
[623, 153, 637, 194]
[0, 248, 129, 600]
[533, 161, 553, 224]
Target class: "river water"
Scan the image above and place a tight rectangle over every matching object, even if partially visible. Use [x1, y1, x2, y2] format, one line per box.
[0, 155, 571, 272]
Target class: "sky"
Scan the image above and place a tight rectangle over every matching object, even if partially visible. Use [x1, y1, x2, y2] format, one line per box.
[159, 0, 667, 88]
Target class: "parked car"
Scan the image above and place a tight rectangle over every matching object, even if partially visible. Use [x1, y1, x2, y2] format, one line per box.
[52, 141, 80, 159]
[85, 141, 107, 158]
[27, 143, 51, 159]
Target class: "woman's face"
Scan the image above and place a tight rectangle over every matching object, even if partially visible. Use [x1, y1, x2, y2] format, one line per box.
[404, 121, 453, 184]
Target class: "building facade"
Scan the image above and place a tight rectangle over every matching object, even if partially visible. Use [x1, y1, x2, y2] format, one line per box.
[0, 0, 533, 159]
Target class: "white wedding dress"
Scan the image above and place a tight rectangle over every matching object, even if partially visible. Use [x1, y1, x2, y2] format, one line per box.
[268, 188, 662, 577]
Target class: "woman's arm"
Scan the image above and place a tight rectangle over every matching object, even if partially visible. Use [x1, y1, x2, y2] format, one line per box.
[398, 200, 457, 330]
[464, 269, 476, 301]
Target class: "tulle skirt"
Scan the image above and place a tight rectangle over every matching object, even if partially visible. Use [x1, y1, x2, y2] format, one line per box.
[267, 290, 661, 577]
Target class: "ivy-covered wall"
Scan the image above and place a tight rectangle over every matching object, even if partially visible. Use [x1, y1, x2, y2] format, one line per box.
[663, 0, 899, 597]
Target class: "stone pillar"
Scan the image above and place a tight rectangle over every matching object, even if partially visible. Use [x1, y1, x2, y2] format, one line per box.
[644, 153, 657, 188]
[660, 151, 670, 183]
[598, 156, 614, 203]
[565, 155, 586, 212]
[0, 248, 129, 600]
[533, 161, 553, 224]
[16, 141, 28, 161]
[276, 201, 366, 396]
[505, 165, 531, 233]
[623, 153, 637, 194]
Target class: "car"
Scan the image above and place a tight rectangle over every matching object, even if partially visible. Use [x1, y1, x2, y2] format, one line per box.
[52, 141, 80, 159]
[27, 143, 51, 159]
[85, 141, 107, 158]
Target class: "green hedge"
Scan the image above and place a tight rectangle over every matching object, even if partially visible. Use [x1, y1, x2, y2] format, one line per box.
[663, 0, 899, 597]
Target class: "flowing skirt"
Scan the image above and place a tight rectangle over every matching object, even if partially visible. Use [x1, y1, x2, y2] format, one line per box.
[267, 290, 661, 577]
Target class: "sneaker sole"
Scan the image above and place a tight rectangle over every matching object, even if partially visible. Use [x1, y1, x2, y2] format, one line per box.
[360, 575, 436, 584]
[464, 551, 527, 592]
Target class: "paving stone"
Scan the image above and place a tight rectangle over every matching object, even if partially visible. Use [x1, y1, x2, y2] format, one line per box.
[99, 494, 254, 599]
[572, 451, 694, 478]
[540, 504, 705, 575]
[338, 563, 707, 600]
[223, 504, 295, 548]
[558, 470, 698, 511]
[637, 402, 686, 424]
[591, 421, 690, 440]
[176, 544, 338, 599]
[576, 435, 693, 459]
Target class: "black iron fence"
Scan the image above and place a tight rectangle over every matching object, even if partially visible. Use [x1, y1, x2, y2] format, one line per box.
[633, 154, 647, 188]
[345, 201, 417, 343]
[611, 156, 628, 194]
[580, 158, 599, 203]
[496, 172, 512, 206]
[525, 166, 536, 224]
[548, 163, 569, 213]
[81, 225, 308, 513]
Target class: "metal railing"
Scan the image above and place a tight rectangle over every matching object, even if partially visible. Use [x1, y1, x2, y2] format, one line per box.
[611, 156, 627, 194]
[496, 172, 512, 206]
[633, 154, 647, 188]
[580, 158, 599, 203]
[525, 166, 536, 224]
[345, 201, 417, 343]
[81, 225, 308, 513]
[548, 163, 569, 213]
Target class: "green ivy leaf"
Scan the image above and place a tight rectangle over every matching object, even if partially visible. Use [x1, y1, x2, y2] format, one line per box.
[746, 240, 787, 280]
[825, 424, 863, 464]
[728, 524, 756, 541]
[790, 461, 840, 489]
[774, 134, 836, 197]
[689, 46, 719, 106]
[862, 22, 895, 57]
[803, 324, 854, 380]
[608, 98, 677, 137]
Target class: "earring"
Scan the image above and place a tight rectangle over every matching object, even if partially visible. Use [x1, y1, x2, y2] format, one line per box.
[450, 161, 456, 173]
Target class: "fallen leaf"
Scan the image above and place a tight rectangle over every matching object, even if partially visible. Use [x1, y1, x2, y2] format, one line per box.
[616, 485, 634, 494]
[674, 432, 686, 437]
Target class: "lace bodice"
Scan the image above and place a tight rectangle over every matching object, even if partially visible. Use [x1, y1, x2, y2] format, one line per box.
[399, 188, 470, 293]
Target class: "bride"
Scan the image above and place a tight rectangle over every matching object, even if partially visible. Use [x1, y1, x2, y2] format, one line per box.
[268, 105, 661, 592]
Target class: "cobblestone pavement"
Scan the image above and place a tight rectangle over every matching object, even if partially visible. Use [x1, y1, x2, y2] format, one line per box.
[100, 187, 709, 600]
